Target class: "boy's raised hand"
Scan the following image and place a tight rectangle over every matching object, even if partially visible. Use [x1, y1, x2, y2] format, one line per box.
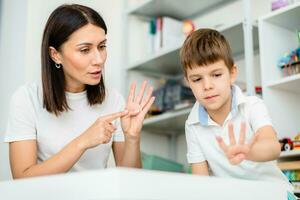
[121, 81, 155, 141]
[216, 122, 258, 165]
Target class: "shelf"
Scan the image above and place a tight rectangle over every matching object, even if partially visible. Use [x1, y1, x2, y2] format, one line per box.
[128, 21, 259, 75]
[127, 0, 235, 20]
[219, 22, 259, 57]
[142, 107, 192, 135]
[266, 73, 300, 94]
[260, 2, 300, 31]
[280, 150, 300, 159]
[277, 161, 300, 170]
[128, 44, 182, 75]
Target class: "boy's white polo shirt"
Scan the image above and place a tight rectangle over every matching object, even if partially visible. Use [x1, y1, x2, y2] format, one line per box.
[185, 85, 292, 189]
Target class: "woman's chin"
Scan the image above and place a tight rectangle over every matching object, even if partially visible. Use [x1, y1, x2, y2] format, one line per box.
[86, 78, 101, 86]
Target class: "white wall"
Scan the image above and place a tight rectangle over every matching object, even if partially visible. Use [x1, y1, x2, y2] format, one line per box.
[0, 0, 28, 181]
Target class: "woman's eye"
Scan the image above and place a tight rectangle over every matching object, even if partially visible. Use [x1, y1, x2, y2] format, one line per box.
[80, 48, 90, 53]
[99, 45, 106, 50]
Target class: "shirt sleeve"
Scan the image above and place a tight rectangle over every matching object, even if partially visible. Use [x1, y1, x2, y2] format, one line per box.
[248, 97, 273, 133]
[4, 86, 37, 142]
[112, 91, 125, 142]
[185, 122, 206, 163]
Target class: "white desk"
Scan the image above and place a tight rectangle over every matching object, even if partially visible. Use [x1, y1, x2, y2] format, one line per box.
[0, 168, 287, 200]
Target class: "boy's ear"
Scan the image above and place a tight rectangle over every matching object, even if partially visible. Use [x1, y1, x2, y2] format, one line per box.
[230, 64, 238, 85]
[49, 46, 62, 64]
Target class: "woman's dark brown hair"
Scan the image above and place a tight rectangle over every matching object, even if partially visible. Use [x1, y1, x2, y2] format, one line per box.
[41, 4, 107, 115]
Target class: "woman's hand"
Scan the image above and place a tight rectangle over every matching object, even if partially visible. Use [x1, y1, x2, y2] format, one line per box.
[216, 122, 258, 165]
[121, 81, 155, 141]
[78, 110, 128, 150]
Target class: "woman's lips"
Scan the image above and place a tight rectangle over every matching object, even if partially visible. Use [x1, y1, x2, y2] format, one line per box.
[89, 71, 101, 79]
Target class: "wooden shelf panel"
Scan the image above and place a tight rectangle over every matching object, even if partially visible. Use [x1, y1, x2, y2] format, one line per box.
[277, 161, 300, 170]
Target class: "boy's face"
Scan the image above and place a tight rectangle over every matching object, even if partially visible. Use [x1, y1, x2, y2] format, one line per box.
[186, 60, 237, 113]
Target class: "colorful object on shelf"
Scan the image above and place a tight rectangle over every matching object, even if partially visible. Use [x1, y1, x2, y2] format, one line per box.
[282, 170, 300, 182]
[271, 0, 290, 11]
[279, 137, 294, 151]
[183, 19, 195, 37]
[255, 86, 262, 95]
[277, 47, 300, 77]
[148, 78, 194, 117]
[293, 133, 300, 150]
[298, 30, 300, 46]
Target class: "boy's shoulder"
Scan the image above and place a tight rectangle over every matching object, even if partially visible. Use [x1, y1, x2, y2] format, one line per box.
[186, 101, 200, 126]
[243, 95, 265, 108]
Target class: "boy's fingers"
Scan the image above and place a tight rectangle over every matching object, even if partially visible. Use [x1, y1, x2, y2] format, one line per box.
[228, 124, 236, 145]
[102, 110, 129, 122]
[238, 122, 246, 144]
[135, 80, 147, 104]
[230, 154, 245, 165]
[216, 136, 228, 152]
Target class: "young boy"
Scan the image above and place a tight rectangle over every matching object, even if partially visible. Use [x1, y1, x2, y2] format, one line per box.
[180, 28, 294, 196]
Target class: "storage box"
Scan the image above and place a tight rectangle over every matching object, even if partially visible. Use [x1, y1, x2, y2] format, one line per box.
[142, 153, 184, 172]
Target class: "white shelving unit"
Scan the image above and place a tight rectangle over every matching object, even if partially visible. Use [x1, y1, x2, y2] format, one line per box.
[126, 0, 235, 20]
[124, 0, 261, 162]
[127, 20, 259, 76]
[143, 107, 191, 135]
[259, 2, 300, 139]
[259, 4, 300, 194]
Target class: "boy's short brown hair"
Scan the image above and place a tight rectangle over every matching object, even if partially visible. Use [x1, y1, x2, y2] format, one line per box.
[180, 28, 234, 76]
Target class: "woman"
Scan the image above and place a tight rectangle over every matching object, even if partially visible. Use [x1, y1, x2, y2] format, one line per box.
[4, 4, 154, 178]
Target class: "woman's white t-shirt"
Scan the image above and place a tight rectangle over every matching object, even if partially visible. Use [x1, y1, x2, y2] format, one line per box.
[4, 82, 125, 171]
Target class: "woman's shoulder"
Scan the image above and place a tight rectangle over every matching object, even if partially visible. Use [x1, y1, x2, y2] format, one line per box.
[105, 87, 125, 102]
[103, 87, 126, 110]
[11, 81, 42, 105]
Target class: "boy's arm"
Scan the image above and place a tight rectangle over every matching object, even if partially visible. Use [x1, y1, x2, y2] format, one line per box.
[191, 161, 209, 175]
[246, 125, 281, 162]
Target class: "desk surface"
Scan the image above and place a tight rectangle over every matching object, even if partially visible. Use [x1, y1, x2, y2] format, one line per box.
[0, 168, 287, 200]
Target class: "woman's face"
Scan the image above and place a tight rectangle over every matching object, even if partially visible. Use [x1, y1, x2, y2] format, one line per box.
[50, 23, 107, 92]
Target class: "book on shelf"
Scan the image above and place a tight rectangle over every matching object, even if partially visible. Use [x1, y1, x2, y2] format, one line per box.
[149, 16, 185, 54]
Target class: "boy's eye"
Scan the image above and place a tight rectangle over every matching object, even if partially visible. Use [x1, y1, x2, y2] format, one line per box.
[192, 78, 202, 82]
[213, 73, 222, 78]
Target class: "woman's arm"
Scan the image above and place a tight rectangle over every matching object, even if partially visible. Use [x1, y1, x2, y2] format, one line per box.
[112, 140, 141, 168]
[9, 138, 85, 179]
[10, 111, 127, 179]
[115, 81, 155, 168]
